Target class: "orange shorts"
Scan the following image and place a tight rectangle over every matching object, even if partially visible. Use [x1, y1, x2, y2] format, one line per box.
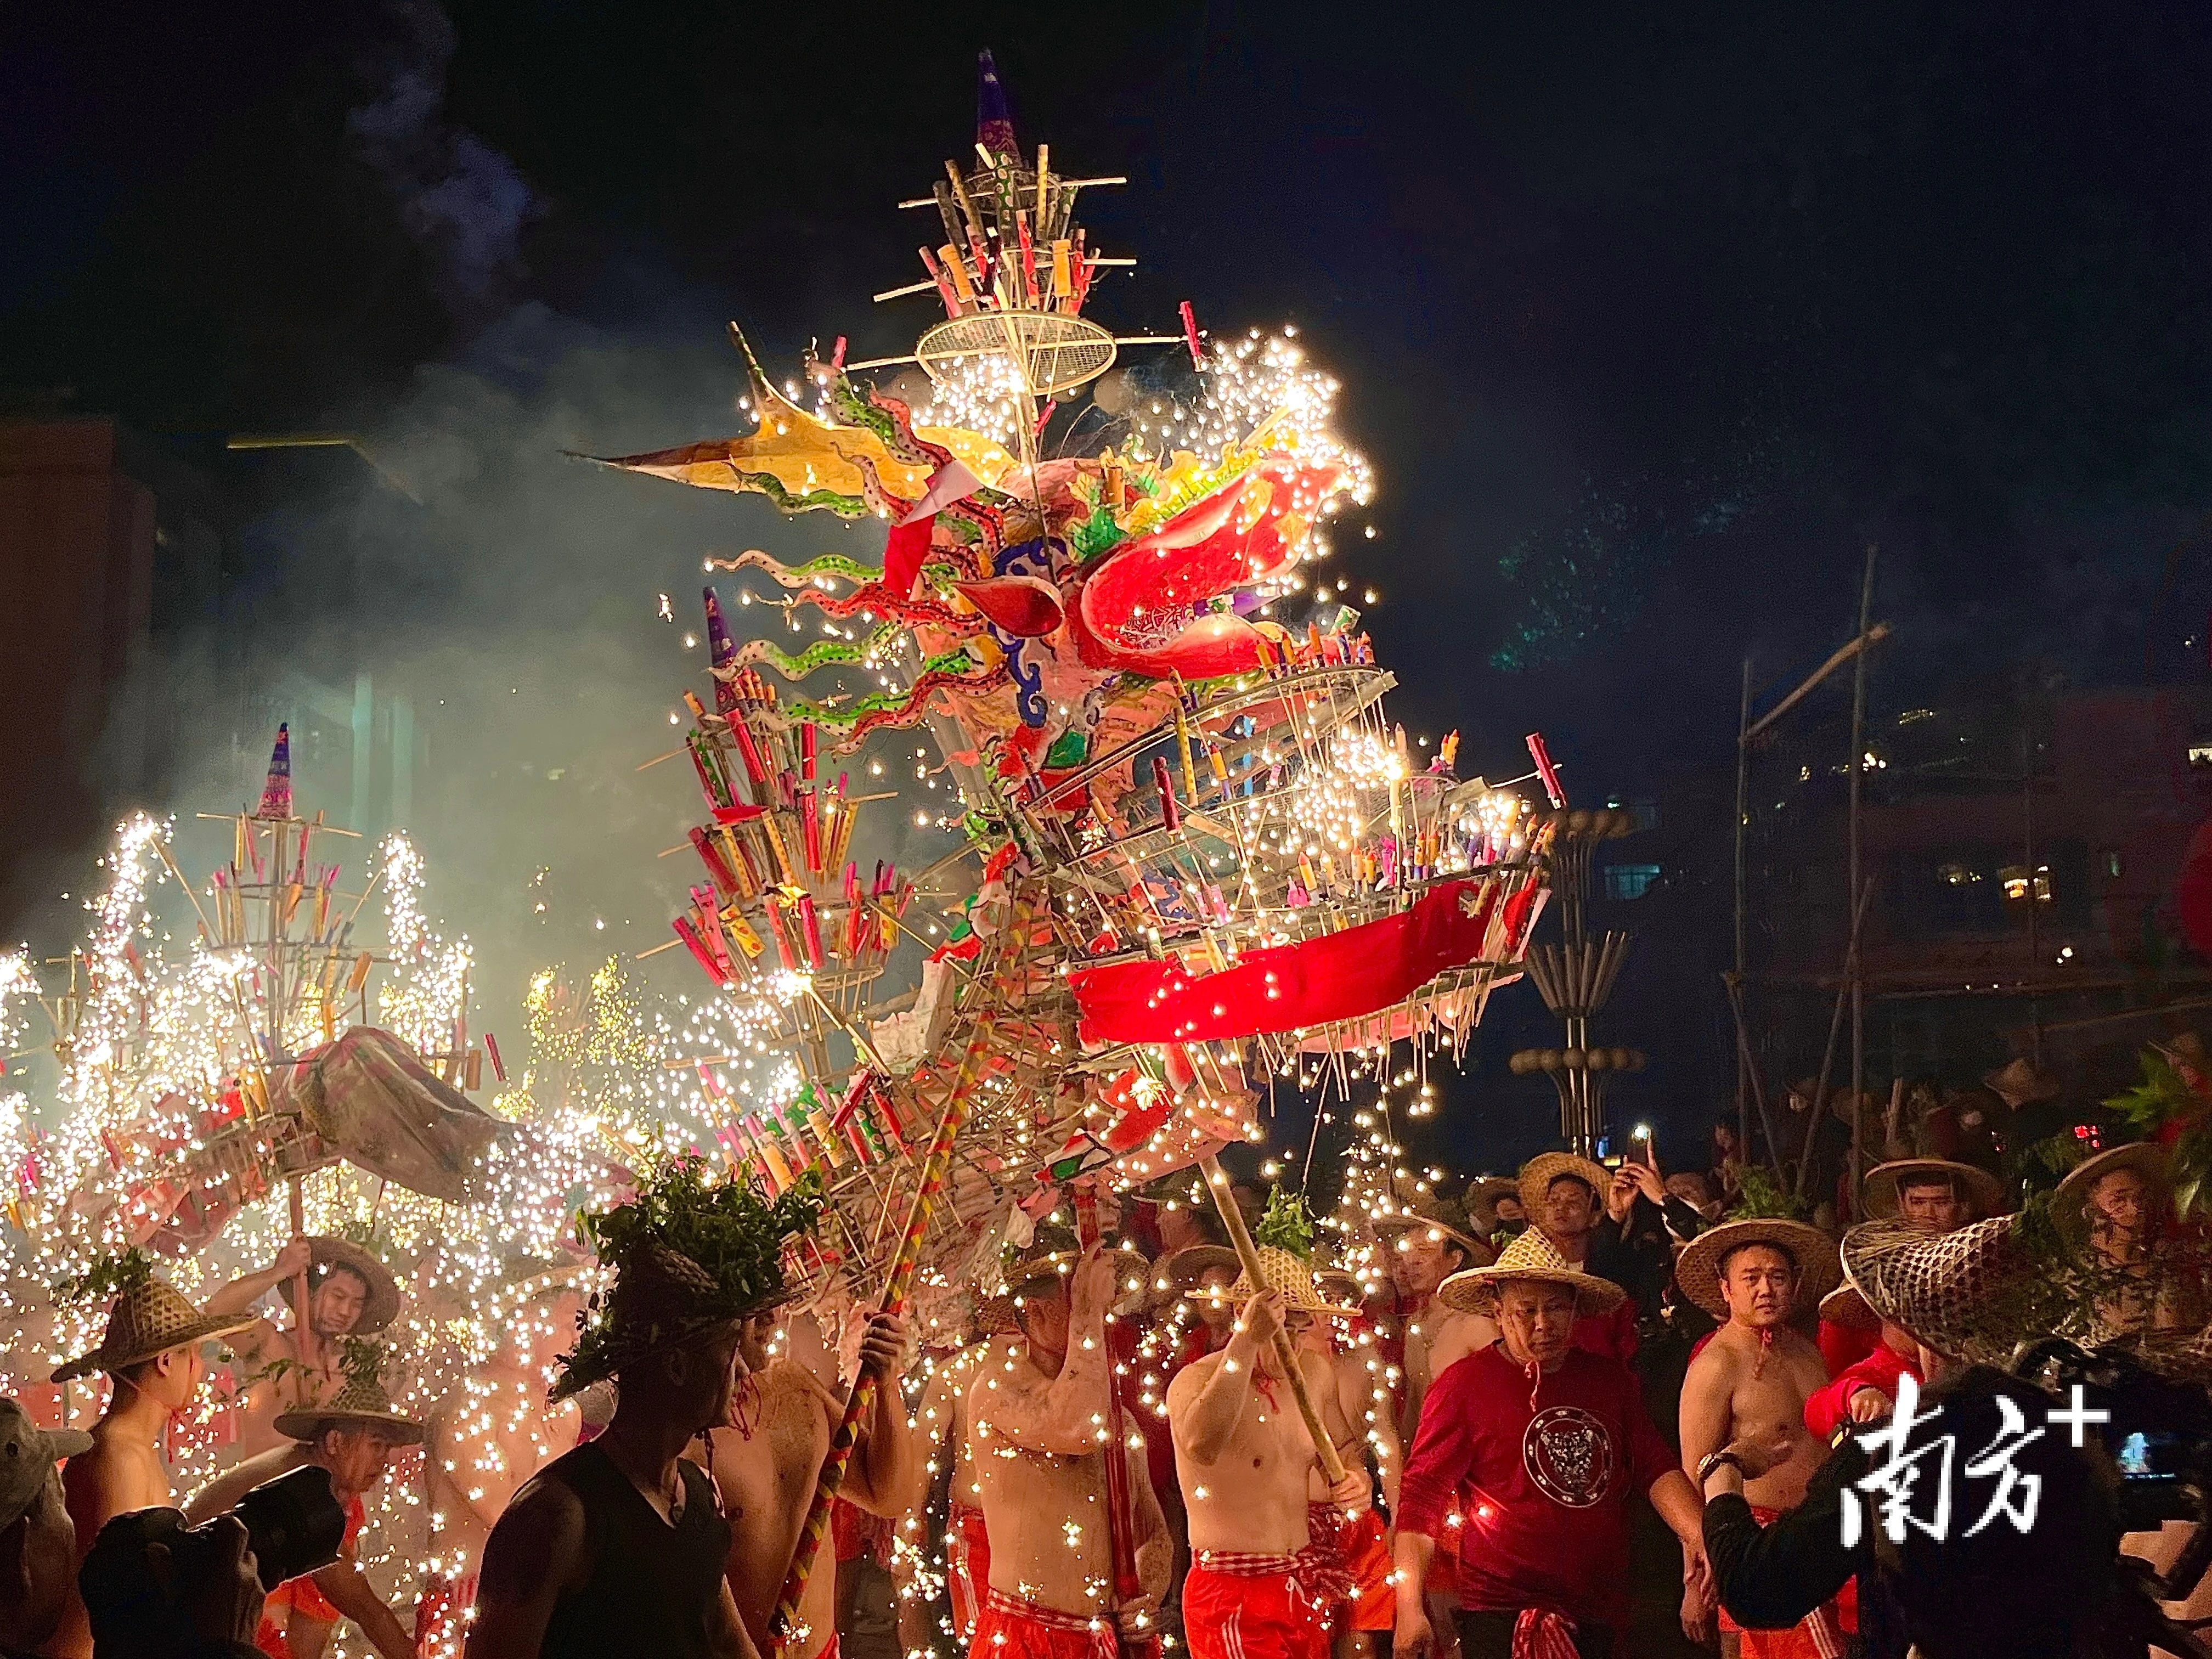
[1305, 1504, 1392, 1632]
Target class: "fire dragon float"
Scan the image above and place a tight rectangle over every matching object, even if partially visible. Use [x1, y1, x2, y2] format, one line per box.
[593, 54, 1571, 1643]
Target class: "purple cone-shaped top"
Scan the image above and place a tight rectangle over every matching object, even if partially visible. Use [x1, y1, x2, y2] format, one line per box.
[703, 586, 740, 713]
[256, 723, 292, 820]
[977, 49, 1018, 159]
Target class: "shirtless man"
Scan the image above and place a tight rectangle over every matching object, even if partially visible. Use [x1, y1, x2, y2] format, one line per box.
[1301, 1277, 1401, 1659]
[968, 1243, 1171, 1658]
[417, 1287, 586, 1655]
[1674, 1220, 1838, 1658]
[1375, 1202, 1492, 1434]
[692, 1302, 914, 1659]
[898, 1310, 1013, 1649]
[184, 1369, 422, 1659]
[1169, 1253, 1369, 1659]
[205, 1238, 399, 1461]
[49, 1270, 255, 1659]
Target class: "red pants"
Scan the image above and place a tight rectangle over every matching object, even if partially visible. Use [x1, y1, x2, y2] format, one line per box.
[947, 1503, 991, 1642]
[1716, 1506, 1853, 1655]
[972, 1588, 1122, 1659]
[1184, 1555, 1337, 1659]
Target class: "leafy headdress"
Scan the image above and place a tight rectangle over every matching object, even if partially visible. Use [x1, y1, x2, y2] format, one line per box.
[553, 1154, 823, 1400]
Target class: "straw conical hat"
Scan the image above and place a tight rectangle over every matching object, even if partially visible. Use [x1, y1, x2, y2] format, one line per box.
[1516, 1152, 1612, 1217]
[1674, 1217, 1841, 1323]
[1373, 1189, 1495, 1267]
[1228, 1245, 1357, 1316]
[274, 1372, 425, 1446]
[52, 1281, 257, 1384]
[1435, 1226, 1624, 1318]
[1861, 1159, 2006, 1222]
[278, 1237, 402, 1335]
[2054, 1140, 2169, 1214]
[1818, 1283, 1878, 1330]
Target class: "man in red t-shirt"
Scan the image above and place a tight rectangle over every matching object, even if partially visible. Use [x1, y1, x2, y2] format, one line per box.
[1391, 1233, 1707, 1659]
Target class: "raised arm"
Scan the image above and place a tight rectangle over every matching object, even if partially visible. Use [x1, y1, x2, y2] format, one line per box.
[465, 1475, 588, 1659]
[204, 1237, 313, 1319]
[1166, 1290, 1279, 1466]
[837, 1312, 919, 1516]
[968, 1251, 1115, 1458]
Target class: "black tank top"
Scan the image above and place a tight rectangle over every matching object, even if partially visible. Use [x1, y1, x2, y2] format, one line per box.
[538, 1440, 733, 1659]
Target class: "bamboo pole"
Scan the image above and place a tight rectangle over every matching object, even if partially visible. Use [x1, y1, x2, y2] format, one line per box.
[1198, 1155, 1348, 1486]
[767, 885, 1040, 1652]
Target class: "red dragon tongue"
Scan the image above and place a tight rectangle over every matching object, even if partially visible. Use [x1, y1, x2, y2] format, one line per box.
[955, 574, 1065, 637]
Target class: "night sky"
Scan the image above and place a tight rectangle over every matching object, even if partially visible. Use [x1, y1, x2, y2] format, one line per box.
[8, 2, 2212, 1167]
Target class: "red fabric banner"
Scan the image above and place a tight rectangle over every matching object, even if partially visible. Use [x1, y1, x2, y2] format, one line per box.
[1068, 877, 1538, 1045]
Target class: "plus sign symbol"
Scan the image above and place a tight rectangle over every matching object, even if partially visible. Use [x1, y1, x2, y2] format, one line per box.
[2046, 1384, 2111, 1449]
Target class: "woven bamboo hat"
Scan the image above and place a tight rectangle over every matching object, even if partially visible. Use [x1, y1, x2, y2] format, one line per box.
[1849, 1215, 2039, 1367]
[1862, 1159, 2006, 1222]
[52, 1280, 256, 1384]
[1674, 1217, 1842, 1322]
[1373, 1189, 1496, 1268]
[1516, 1151, 1612, 1217]
[278, 1238, 402, 1335]
[2152, 1031, 2209, 1072]
[1314, 1267, 1365, 1310]
[549, 1245, 746, 1402]
[2055, 1141, 2169, 1216]
[1228, 1245, 1358, 1317]
[275, 1373, 425, 1447]
[1819, 1283, 1878, 1330]
[1436, 1224, 1625, 1318]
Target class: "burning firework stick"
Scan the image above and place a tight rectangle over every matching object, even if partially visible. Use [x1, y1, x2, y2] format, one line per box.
[1015, 211, 1038, 305]
[768, 886, 1042, 1652]
[797, 894, 825, 969]
[761, 897, 800, 972]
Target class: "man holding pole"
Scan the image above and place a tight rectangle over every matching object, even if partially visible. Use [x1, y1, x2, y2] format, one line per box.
[693, 1296, 914, 1659]
[968, 1229, 1172, 1659]
[1166, 1212, 1370, 1659]
[205, 1234, 401, 1460]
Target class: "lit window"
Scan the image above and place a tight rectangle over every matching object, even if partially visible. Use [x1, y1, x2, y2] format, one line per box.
[1999, 865, 2053, 903]
[1603, 864, 1662, 902]
[2191, 743, 2212, 769]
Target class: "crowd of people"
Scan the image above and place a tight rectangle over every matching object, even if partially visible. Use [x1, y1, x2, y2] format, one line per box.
[2, 1048, 2210, 1659]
